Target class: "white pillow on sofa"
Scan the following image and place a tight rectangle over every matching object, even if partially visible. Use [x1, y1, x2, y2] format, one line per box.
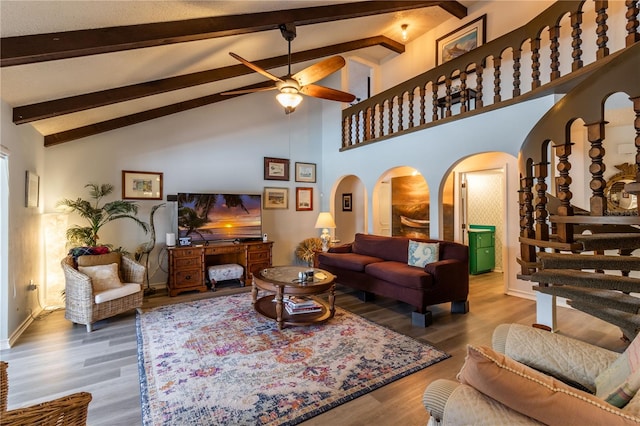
[408, 240, 439, 267]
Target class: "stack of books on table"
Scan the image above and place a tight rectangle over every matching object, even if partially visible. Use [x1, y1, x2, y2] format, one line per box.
[284, 296, 322, 315]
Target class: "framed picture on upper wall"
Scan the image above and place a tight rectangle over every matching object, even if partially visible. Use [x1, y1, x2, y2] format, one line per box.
[264, 187, 289, 209]
[122, 170, 163, 200]
[436, 14, 486, 66]
[264, 157, 290, 181]
[295, 162, 316, 183]
[296, 187, 313, 211]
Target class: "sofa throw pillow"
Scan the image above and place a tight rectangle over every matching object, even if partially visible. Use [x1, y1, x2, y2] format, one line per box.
[595, 332, 640, 408]
[458, 345, 639, 425]
[408, 240, 439, 267]
[78, 263, 123, 292]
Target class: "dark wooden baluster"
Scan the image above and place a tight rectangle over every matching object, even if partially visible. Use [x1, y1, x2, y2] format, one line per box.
[633, 97, 640, 215]
[388, 97, 394, 135]
[571, 9, 584, 71]
[354, 110, 361, 144]
[419, 85, 426, 125]
[534, 161, 549, 241]
[519, 174, 536, 274]
[475, 64, 484, 108]
[531, 37, 541, 89]
[588, 122, 607, 215]
[444, 80, 452, 117]
[550, 25, 561, 80]
[379, 101, 385, 137]
[397, 93, 404, 131]
[460, 73, 468, 113]
[626, 0, 640, 45]
[364, 107, 372, 141]
[432, 84, 439, 121]
[493, 57, 502, 104]
[343, 116, 351, 148]
[596, 0, 610, 59]
[408, 89, 415, 128]
[554, 143, 574, 243]
[512, 48, 522, 97]
[370, 106, 377, 140]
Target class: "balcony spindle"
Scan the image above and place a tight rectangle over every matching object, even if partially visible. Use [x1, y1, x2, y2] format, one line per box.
[531, 37, 541, 89]
[475, 65, 484, 108]
[571, 10, 584, 71]
[626, 0, 640, 45]
[550, 25, 561, 80]
[408, 89, 415, 128]
[398, 93, 404, 131]
[432, 84, 439, 121]
[513, 48, 522, 97]
[596, 0, 610, 59]
[533, 161, 549, 241]
[554, 143, 574, 243]
[493, 57, 502, 104]
[419, 85, 426, 125]
[388, 98, 394, 135]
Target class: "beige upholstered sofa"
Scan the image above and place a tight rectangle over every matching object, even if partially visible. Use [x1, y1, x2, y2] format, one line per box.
[423, 324, 640, 425]
[62, 252, 144, 332]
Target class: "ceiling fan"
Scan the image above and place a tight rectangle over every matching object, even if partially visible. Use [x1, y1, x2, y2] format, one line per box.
[223, 23, 356, 114]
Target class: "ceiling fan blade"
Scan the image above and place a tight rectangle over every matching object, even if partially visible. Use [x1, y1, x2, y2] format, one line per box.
[229, 52, 283, 83]
[300, 84, 356, 103]
[293, 56, 346, 87]
[221, 85, 277, 95]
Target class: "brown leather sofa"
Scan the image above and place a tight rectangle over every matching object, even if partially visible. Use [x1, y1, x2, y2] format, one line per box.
[315, 233, 469, 326]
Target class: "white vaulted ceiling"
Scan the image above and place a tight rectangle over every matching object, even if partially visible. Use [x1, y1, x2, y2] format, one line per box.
[0, 1, 468, 145]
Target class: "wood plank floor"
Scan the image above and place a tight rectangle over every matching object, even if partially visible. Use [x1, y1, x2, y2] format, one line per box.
[0, 272, 629, 425]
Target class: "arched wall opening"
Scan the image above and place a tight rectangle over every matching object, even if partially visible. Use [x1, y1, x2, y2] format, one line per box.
[330, 175, 366, 245]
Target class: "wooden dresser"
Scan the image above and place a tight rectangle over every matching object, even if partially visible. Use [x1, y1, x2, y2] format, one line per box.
[167, 241, 273, 296]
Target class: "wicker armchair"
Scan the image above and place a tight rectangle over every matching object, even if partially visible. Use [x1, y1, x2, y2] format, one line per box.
[1, 361, 92, 425]
[62, 254, 144, 332]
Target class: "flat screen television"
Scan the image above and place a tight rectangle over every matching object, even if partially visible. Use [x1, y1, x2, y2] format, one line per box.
[177, 193, 262, 243]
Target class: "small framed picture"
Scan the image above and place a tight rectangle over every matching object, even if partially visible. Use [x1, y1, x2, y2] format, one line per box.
[263, 187, 289, 209]
[342, 193, 352, 211]
[296, 187, 313, 211]
[122, 170, 163, 200]
[264, 157, 290, 181]
[295, 162, 316, 183]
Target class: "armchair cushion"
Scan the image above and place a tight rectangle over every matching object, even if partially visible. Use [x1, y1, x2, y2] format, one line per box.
[78, 263, 122, 292]
[77, 251, 122, 278]
[458, 345, 639, 425]
[94, 283, 141, 304]
[596, 332, 640, 407]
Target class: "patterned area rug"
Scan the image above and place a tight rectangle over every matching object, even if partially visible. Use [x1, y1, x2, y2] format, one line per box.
[137, 294, 449, 425]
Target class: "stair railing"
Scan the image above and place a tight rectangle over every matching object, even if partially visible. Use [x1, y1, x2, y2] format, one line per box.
[341, 0, 640, 151]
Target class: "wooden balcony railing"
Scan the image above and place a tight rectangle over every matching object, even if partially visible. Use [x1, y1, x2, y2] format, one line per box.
[341, 0, 640, 150]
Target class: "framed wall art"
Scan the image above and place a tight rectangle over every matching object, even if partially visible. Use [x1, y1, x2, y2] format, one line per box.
[296, 187, 313, 211]
[122, 170, 163, 200]
[295, 162, 316, 183]
[263, 187, 289, 209]
[436, 14, 486, 66]
[264, 157, 290, 181]
[342, 193, 353, 211]
[25, 171, 39, 208]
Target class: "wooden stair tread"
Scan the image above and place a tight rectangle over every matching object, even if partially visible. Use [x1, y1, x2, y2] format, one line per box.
[537, 252, 640, 271]
[531, 269, 640, 293]
[533, 285, 640, 313]
[568, 300, 640, 338]
[574, 233, 640, 251]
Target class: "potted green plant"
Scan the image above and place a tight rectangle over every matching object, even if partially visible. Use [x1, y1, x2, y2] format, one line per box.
[58, 183, 149, 247]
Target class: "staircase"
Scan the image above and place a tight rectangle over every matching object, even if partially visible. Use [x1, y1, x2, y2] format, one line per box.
[517, 41, 640, 337]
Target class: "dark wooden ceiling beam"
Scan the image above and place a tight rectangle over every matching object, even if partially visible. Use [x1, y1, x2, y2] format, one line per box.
[43, 80, 275, 147]
[1, 1, 465, 67]
[14, 36, 403, 124]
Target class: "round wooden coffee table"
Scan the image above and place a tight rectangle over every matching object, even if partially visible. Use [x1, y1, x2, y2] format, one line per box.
[252, 266, 336, 329]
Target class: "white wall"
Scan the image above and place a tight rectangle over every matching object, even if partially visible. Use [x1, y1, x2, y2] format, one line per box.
[1, 99, 45, 348]
[43, 92, 329, 286]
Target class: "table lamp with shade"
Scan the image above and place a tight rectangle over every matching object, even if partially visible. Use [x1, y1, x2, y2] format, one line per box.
[315, 212, 336, 252]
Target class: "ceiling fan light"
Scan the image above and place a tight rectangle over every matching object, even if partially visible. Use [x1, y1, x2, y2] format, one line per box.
[276, 91, 303, 111]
